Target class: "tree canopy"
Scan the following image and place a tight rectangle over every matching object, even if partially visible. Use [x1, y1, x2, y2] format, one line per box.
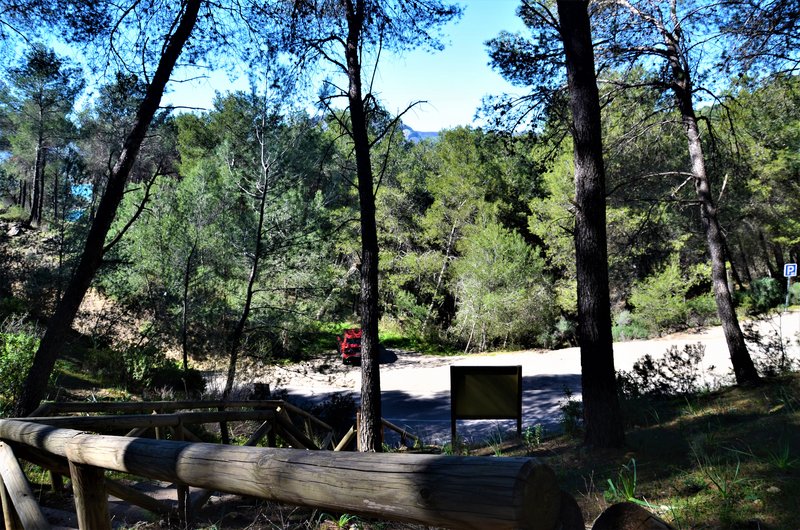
[0, 0, 798, 445]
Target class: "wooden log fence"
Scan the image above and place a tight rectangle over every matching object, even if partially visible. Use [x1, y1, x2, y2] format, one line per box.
[29, 400, 336, 450]
[0, 418, 580, 530]
[0, 442, 48, 529]
[19, 399, 342, 524]
[30, 399, 421, 452]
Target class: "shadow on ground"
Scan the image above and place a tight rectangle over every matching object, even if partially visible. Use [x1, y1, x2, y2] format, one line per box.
[287, 372, 582, 445]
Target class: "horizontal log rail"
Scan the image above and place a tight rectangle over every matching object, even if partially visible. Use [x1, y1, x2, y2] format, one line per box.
[29, 399, 335, 444]
[0, 418, 569, 530]
[31, 399, 271, 416]
[24, 410, 277, 431]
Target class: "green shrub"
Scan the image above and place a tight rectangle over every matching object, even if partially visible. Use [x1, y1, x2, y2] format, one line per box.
[0, 321, 40, 413]
[629, 259, 689, 335]
[0, 296, 27, 320]
[85, 345, 127, 384]
[790, 282, 800, 305]
[523, 423, 545, 449]
[629, 259, 714, 335]
[146, 362, 206, 396]
[747, 277, 783, 315]
[686, 293, 718, 327]
[612, 310, 650, 341]
[617, 343, 708, 398]
[84, 343, 205, 394]
[539, 316, 578, 349]
[0, 205, 28, 222]
[451, 222, 556, 351]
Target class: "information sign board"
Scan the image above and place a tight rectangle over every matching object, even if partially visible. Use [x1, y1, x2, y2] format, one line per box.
[450, 365, 522, 442]
[785, 263, 797, 278]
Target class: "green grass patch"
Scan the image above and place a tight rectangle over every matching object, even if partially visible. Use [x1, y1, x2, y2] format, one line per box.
[0, 205, 28, 222]
[303, 319, 460, 356]
[296, 321, 359, 357]
[377, 329, 459, 355]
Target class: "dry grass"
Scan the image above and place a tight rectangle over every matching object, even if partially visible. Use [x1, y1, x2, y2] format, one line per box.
[499, 373, 800, 529]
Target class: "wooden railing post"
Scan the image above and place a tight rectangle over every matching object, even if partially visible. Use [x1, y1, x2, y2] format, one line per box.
[0, 476, 23, 530]
[49, 471, 63, 493]
[355, 409, 361, 451]
[172, 424, 190, 525]
[69, 460, 111, 530]
[0, 442, 48, 529]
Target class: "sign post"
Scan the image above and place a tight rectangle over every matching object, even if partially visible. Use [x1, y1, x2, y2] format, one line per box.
[785, 263, 797, 311]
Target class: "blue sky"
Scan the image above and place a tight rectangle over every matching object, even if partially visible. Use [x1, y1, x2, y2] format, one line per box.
[372, 1, 527, 131]
[164, 1, 528, 132]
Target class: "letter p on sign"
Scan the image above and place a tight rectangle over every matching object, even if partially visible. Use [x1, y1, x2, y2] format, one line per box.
[785, 263, 798, 278]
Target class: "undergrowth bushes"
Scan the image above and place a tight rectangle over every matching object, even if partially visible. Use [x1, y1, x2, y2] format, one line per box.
[743, 320, 797, 377]
[618, 319, 800, 399]
[84, 343, 205, 395]
[618, 258, 717, 340]
[0, 318, 42, 413]
[630, 260, 717, 335]
[740, 277, 784, 315]
[617, 343, 710, 398]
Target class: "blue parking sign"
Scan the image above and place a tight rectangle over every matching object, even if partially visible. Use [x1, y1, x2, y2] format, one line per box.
[785, 263, 798, 277]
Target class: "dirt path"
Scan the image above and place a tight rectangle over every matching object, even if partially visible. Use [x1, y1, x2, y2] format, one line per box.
[214, 311, 800, 445]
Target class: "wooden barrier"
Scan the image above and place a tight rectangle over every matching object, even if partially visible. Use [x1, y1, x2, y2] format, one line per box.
[24, 410, 277, 431]
[0, 443, 48, 529]
[28, 399, 335, 449]
[20, 400, 335, 524]
[0, 419, 566, 529]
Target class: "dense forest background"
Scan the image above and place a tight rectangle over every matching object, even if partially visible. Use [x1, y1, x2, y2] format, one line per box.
[0, 1, 799, 408]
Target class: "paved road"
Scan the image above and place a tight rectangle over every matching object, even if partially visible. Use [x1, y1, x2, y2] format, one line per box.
[284, 311, 800, 445]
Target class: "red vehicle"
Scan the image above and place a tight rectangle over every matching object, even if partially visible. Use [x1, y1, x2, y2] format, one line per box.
[337, 328, 362, 365]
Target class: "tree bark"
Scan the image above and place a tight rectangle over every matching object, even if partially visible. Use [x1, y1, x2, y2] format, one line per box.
[557, 0, 625, 448]
[52, 156, 59, 233]
[222, 173, 268, 402]
[758, 230, 777, 278]
[37, 155, 45, 223]
[423, 220, 458, 332]
[12, 0, 202, 417]
[181, 241, 198, 372]
[723, 238, 744, 290]
[18, 179, 27, 209]
[665, 38, 760, 385]
[737, 236, 753, 284]
[345, 0, 382, 452]
[772, 242, 785, 282]
[27, 122, 45, 226]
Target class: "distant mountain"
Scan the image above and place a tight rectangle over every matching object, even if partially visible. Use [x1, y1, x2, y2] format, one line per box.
[401, 124, 439, 143]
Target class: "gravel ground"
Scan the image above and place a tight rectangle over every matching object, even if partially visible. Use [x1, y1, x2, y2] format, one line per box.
[209, 311, 800, 444]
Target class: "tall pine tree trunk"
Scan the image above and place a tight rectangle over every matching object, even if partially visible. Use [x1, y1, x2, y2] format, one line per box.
[18, 179, 27, 209]
[27, 125, 45, 226]
[423, 220, 458, 332]
[737, 236, 754, 284]
[181, 241, 198, 371]
[13, 0, 202, 417]
[345, 0, 382, 452]
[557, 0, 625, 448]
[222, 178, 268, 402]
[666, 42, 760, 386]
[759, 230, 778, 278]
